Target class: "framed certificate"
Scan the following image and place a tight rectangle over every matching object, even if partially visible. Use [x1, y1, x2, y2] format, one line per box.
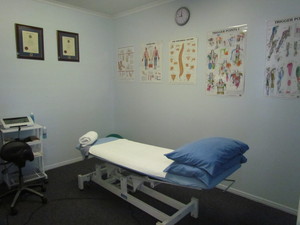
[57, 30, 79, 62]
[15, 24, 44, 60]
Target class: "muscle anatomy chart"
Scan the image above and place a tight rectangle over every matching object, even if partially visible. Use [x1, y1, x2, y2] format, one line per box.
[206, 25, 247, 96]
[169, 37, 197, 84]
[141, 42, 162, 82]
[265, 16, 300, 98]
[117, 46, 134, 81]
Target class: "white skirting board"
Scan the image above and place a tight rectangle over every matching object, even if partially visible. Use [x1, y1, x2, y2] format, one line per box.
[44, 156, 83, 171]
[217, 184, 297, 215]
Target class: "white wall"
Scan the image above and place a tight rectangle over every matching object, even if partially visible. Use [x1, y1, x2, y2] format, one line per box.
[0, 0, 115, 168]
[297, 196, 300, 225]
[113, 0, 300, 213]
[0, 0, 299, 215]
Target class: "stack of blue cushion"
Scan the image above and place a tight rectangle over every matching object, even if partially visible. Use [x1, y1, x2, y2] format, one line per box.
[164, 137, 249, 187]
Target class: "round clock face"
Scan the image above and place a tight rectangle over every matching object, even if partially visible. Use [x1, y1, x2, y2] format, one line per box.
[175, 7, 190, 26]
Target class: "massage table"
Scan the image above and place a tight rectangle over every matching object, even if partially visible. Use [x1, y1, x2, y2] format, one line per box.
[77, 136, 248, 225]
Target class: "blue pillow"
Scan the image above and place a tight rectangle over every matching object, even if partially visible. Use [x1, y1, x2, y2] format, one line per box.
[164, 155, 247, 186]
[165, 163, 215, 186]
[165, 137, 249, 176]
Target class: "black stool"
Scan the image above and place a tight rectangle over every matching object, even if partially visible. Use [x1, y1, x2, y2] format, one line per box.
[0, 141, 47, 215]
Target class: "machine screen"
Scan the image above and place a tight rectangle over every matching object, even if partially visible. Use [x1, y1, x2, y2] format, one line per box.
[3, 117, 30, 125]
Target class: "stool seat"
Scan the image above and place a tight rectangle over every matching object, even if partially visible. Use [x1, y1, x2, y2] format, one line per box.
[1, 141, 34, 168]
[0, 140, 47, 215]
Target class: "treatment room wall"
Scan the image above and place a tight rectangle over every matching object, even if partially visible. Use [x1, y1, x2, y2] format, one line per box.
[0, 0, 115, 169]
[113, 0, 300, 212]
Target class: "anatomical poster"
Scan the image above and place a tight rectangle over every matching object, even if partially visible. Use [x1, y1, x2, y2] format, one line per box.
[206, 24, 247, 96]
[169, 37, 197, 84]
[140, 42, 162, 82]
[265, 16, 300, 98]
[117, 46, 134, 81]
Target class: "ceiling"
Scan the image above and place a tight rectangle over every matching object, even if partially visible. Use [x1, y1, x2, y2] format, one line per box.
[40, 0, 175, 17]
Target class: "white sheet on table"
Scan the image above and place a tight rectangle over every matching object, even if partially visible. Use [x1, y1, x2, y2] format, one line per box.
[89, 139, 174, 178]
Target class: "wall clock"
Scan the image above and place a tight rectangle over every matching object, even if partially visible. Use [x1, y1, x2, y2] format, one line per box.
[175, 7, 190, 26]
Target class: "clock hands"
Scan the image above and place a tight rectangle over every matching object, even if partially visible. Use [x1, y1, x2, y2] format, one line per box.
[175, 7, 190, 26]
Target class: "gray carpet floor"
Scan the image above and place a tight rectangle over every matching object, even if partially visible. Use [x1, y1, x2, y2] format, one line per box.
[0, 157, 297, 225]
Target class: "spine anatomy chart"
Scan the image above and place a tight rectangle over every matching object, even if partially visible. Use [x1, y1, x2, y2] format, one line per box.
[169, 37, 197, 84]
[206, 25, 247, 96]
[265, 16, 300, 97]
